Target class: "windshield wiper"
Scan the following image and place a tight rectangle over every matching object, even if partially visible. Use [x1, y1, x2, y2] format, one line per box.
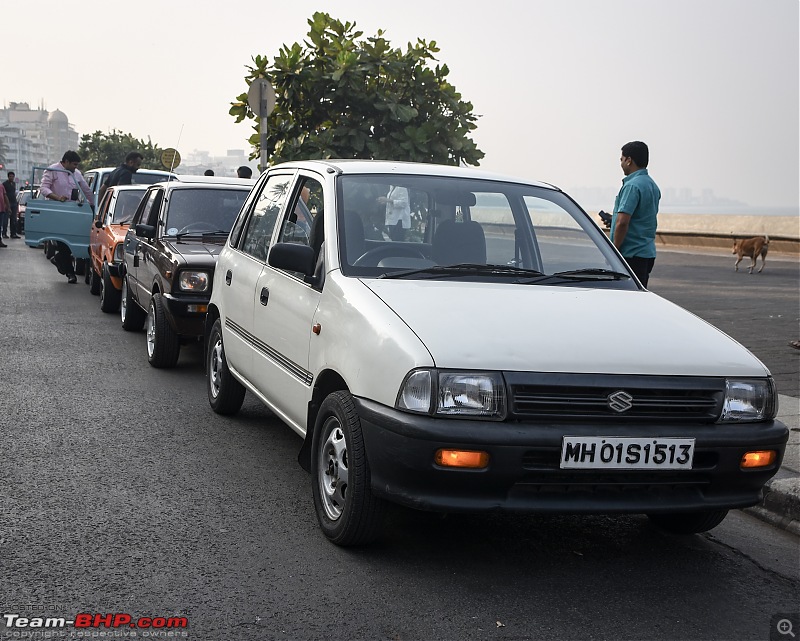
[514, 268, 631, 284]
[378, 263, 545, 280]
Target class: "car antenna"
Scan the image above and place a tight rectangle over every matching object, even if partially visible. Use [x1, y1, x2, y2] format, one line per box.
[166, 124, 184, 182]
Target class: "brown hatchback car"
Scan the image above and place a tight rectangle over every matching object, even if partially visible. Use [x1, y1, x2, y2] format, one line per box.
[88, 185, 149, 312]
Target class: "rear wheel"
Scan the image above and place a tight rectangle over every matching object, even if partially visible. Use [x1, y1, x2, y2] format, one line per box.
[120, 276, 146, 331]
[647, 510, 728, 534]
[311, 390, 385, 546]
[89, 263, 102, 295]
[100, 263, 121, 312]
[146, 293, 181, 368]
[207, 318, 245, 415]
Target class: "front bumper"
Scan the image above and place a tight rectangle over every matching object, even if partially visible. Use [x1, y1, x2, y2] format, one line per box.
[162, 292, 211, 336]
[354, 397, 788, 514]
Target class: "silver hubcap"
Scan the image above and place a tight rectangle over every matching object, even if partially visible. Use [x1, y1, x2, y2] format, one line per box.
[146, 302, 156, 358]
[317, 417, 348, 521]
[209, 338, 223, 398]
[121, 280, 128, 322]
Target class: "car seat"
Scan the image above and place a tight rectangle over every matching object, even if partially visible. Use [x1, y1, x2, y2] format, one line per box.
[432, 219, 487, 265]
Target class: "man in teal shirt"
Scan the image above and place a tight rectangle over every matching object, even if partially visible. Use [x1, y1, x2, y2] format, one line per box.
[611, 141, 661, 287]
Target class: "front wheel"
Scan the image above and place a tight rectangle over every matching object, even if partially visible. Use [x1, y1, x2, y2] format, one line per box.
[647, 510, 728, 534]
[311, 391, 384, 546]
[207, 318, 245, 415]
[100, 263, 121, 313]
[146, 293, 181, 368]
[89, 263, 102, 295]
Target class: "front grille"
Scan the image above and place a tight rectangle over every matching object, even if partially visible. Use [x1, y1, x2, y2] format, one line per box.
[505, 373, 724, 423]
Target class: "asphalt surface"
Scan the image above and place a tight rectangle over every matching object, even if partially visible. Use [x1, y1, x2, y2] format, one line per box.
[0, 238, 798, 641]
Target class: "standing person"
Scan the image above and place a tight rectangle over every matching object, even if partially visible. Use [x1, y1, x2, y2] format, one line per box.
[39, 150, 95, 283]
[237, 166, 252, 179]
[610, 141, 661, 287]
[0, 185, 10, 247]
[98, 151, 144, 201]
[378, 185, 411, 241]
[3, 172, 20, 238]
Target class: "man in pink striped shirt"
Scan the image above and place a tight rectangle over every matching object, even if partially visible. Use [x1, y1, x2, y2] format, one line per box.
[40, 150, 94, 283]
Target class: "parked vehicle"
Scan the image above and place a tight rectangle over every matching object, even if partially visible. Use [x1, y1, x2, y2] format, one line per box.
[205, 159, 788, 546]
[16, 186, 39, 233]
[88, 184, 149, 312]
[122, 176, 254, 368]
[83, 167, 176, 207]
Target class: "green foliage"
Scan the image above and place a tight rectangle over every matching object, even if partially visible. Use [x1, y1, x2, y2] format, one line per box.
[78, 130, 165, 170]
[230, 12, 484, 168]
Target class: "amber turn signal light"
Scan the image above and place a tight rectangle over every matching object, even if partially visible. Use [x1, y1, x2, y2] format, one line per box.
[740, 450, 777, 469]
[434, 449, 489, 469]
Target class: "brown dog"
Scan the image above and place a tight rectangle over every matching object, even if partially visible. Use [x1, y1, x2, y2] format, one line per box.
[732, 235, 769, 273]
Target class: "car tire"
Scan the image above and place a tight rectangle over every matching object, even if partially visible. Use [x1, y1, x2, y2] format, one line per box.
[311, 390, 385, 546]
[120, 276, 146, 331]
[207, 318, 245, 415]
[89, 264, 102, 295]
[45, 241, 56, 259]
[647, 510, 728, 534]
[100, 263, 121, 313]
[146, 293, 181, 368]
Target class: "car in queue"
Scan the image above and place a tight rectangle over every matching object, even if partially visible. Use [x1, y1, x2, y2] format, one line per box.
[88, 184, 149, 312]
[83, 167, 176, 207]
[16, 186, 39, 233]
[122, 176, 254, 368]
[204, 159, 788, 546]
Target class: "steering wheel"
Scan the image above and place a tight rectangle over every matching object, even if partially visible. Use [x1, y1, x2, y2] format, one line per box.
[353, 244, 427, 267]
[176, 222, 215, 234]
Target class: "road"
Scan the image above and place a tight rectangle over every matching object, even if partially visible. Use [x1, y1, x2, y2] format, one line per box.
[0, 240, 798, 641]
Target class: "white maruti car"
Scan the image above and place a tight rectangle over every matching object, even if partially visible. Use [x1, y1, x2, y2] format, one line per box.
[205, 160, 787, 546]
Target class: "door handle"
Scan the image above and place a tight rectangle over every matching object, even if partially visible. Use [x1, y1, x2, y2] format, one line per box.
[259, 287, 269, 306]
[29, 210, 41, 215]
[225, 270, 232, 286]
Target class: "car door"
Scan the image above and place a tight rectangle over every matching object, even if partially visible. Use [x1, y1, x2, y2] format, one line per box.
[125, 187, 163, 306]
[219, 171, 294, 381]
[90, 190, 112, 275]
[250, 173, 326, 432]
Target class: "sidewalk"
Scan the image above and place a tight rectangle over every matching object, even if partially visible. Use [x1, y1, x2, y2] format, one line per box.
[743, 394, 800, 534]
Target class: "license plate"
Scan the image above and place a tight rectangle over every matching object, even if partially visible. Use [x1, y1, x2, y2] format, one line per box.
[560, 436, 695, 470]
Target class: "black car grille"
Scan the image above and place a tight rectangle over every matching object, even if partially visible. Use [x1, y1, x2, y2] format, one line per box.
[505, 373, 725, 423]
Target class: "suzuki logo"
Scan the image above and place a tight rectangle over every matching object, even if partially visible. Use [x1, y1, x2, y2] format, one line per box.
[608, 390, 634, 413]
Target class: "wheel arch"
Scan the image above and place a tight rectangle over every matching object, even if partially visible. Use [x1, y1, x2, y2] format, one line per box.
[298, 369, 349, 472]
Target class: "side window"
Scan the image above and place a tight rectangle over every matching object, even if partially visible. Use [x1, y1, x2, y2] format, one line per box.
[239, 174, 293, 262]
[133, 189, 162, 227]
[96, 190, 112, 225]
[276, 176, 324, 247]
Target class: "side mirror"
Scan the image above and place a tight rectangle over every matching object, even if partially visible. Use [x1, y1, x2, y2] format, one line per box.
[94, 220, 103, 229]
[135, 223, 155, 239]
[268, 242, 315, 276]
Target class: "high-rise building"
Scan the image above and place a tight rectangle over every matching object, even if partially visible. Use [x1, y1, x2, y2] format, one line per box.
[0, 102, 80, 184]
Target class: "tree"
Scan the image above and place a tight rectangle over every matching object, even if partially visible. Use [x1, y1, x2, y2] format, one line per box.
[78, 130, 166, 170]
[230, 12, 484, 168]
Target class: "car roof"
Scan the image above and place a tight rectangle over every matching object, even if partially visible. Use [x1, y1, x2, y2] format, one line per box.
[87, 167, 176, 176]
[109, 184, 149, 191]
[172, 175, 256, 186]
[267, 159, 557, 190]
[150, 178, 254, 190]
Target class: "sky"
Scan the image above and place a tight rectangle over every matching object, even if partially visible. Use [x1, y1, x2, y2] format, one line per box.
[5, 0, 798, 210]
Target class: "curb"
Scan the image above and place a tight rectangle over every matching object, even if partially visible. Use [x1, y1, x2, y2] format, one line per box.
[743, 477, 800, 536]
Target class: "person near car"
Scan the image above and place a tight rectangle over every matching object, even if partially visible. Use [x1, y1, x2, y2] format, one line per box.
[236, 166, 252, 179]
[40, 150, 95, 283]
[610, 141, 661, 287]
[98, 151, 144, 202]
[378, 185, 411, 241]
[0, 185, 10, 247]
[2, 171, 19, 239]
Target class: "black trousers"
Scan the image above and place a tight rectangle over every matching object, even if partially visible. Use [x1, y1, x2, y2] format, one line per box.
[53, 241, 75, 276]
[624, 256, 655, 287]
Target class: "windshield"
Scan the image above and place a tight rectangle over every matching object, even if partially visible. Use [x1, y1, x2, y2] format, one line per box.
[164, 188, 248, 236]
[110, 189, 147, 225]
[337, 175, 634, 287]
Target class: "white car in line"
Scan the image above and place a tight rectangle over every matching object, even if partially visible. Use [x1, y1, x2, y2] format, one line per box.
[204, 159, 788, 546]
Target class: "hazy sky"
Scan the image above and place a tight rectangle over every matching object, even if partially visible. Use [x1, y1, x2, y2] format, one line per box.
[6, 0, 798, 209]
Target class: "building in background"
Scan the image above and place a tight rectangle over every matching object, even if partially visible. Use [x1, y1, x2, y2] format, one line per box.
[180, 148, 258, 178]
[0, 102, 80, 184]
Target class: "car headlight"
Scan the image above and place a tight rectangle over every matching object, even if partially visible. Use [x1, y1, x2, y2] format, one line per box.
[177, 271, 210, 292]
[719, 378, 777, 422]
[397, 369, 506, 419]
[112, 243, 124, 263]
